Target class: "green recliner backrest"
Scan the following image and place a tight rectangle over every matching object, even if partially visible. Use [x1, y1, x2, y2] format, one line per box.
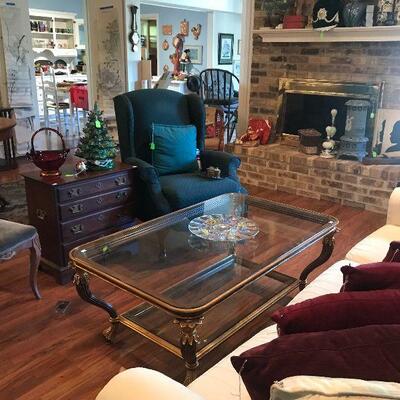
[113, 89, 206, 164]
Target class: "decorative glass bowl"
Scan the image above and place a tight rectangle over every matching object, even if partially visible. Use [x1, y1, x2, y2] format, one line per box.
[27, 128, 69, 176]
[188, 214, 259, 242]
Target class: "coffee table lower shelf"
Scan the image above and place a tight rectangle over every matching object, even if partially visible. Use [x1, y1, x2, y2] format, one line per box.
[98, 270, 299, 384]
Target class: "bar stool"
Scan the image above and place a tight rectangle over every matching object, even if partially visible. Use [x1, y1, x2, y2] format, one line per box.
[0, 108, 17, 171]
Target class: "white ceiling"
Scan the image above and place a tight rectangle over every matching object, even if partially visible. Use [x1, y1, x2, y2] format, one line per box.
[140, 0, 242, 14]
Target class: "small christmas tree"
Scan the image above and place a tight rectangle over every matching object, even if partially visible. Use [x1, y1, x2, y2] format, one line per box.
[75, 103, 117, 170]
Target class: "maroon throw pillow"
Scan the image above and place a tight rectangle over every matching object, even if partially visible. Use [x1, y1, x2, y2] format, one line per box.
[271, 289, 400, 336]
[341, 262, 400, 291]
[383, 241, 400, 262]
[231, 324, 400, 400]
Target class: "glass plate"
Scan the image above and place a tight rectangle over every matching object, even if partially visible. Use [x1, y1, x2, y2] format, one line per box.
[188, 214, 259, 242]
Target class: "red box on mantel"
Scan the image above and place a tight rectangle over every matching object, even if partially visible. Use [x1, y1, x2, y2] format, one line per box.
[283, 15, 306, 29]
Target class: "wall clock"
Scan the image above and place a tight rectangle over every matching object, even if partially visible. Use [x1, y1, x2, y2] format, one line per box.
[128, 5, 139, 52]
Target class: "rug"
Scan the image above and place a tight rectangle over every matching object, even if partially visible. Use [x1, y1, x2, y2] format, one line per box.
[0, 180, 29, 224]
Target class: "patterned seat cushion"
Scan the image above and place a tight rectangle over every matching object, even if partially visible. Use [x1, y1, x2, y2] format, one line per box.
[0, 219, 36, 255]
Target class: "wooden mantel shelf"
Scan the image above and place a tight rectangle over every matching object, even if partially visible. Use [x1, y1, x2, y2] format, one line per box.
[254, 25, 400, 43]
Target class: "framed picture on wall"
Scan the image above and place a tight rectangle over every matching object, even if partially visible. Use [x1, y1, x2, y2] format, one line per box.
[184, 45, 203, 64]
[232, 60, 240, 77]
[218, 33, 234, 65]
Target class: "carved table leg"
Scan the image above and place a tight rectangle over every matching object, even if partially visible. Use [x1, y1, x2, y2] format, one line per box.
[29, 234, 41, 299]
[299, 231, 336, 291]
[73, 271, 119, 343]
[174, 317, 204, 386]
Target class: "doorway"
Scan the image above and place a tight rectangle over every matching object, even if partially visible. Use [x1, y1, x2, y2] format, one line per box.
[141, 15, 159, 76]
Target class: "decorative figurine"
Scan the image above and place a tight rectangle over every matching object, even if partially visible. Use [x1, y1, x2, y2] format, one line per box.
[206, 166, 221, 179]
[320, 109, 337, 158]
[75, 160, 87, 176]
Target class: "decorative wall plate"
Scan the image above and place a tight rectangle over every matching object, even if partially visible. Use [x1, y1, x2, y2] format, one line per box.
[180, 19, 189, 36]
[188, 214, 259, 242]
[191, 24, 201, 40]
[162, 39, 169, 50]
[162, 24, 172, 35]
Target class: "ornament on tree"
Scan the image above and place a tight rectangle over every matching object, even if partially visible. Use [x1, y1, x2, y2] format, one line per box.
[75, 103, 117, 170]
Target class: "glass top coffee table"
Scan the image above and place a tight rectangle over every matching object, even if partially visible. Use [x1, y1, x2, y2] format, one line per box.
[70, 193, 338, 383]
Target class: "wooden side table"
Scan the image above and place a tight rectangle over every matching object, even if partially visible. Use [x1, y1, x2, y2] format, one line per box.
[21, 160, 137, 284]
[0, 116, 17, 171]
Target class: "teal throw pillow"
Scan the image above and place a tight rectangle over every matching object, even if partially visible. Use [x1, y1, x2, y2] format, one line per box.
[151, 124, 198, 176]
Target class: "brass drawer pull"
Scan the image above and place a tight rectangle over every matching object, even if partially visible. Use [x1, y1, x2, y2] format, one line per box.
[115, 176, 127, 186]
[116, 191, 128, 200]
[68, 188, 81, 198]
[36, 209, 47, 220]
[96, 197, 103, 205]
[96, 182, 103, 190]
[71, 224, 84, 235]
[97, 214, 105, 222]
[69, 204, 83, 215]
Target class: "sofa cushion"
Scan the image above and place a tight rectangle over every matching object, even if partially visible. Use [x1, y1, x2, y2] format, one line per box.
[270, 376, 400, 400]
[271, 289, 400, 335]
[345, 225, 400, 264]
[188, 260, 352, 400]
[231, 324, 400, 400]
[383, 241, 400, 262]
[159, 173, 242, 211]
[152, 124, 198, 176]
[341, 262, 400, 292]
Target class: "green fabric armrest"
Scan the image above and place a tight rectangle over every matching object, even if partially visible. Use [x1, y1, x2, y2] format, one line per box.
[125, 156, 159, 185]
[125, 156, 171, 219]
[200, 150, 241, 180]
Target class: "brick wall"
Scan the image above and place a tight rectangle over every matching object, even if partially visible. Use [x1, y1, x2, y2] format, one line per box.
[238, 1, 400, 214]
[251, 1, 400, 126]
[228, 143, 398, 214]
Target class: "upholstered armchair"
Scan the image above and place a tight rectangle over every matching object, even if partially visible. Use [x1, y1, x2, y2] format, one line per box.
[113, 89, 246, 221]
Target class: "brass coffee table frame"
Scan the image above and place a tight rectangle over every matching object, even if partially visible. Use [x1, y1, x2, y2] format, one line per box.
[70, 196, 337, 384]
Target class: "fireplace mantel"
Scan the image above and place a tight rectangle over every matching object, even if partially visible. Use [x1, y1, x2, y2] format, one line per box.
[254, 26, 400, 43]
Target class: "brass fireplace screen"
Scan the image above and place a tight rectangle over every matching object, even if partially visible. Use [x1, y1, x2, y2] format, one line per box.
[275, 78, 383, 155]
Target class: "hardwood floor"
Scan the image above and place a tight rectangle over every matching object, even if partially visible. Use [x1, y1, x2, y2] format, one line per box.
[0, 161, 386, 399]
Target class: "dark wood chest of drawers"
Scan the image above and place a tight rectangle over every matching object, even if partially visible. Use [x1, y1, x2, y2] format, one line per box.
[22, 161, 137, 284]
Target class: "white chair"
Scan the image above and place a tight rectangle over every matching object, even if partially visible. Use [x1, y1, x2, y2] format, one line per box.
[40, 67, 70, 134]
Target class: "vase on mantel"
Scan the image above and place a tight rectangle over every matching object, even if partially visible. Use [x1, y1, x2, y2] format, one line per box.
[342, 0, 367, 27]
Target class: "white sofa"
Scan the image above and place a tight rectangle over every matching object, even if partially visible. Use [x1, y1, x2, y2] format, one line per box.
[96, 188, 400, 400]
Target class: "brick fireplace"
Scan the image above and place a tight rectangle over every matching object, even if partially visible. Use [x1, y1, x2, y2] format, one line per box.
[234, 1, 400, 214]
[228, 143, 398, 214]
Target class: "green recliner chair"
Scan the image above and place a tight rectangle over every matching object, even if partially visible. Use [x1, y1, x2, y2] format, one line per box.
[113, 89, 246, 221]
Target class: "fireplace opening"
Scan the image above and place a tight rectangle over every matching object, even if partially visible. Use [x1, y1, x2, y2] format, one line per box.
[276, 79, 382, 143]
[282, 93, 355, 140]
